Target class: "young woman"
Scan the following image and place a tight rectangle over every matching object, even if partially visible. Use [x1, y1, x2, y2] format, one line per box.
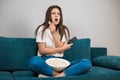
[28, 5, 92, 77]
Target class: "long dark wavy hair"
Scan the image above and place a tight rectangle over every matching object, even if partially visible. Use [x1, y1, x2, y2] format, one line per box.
[35, 5, 70, 40]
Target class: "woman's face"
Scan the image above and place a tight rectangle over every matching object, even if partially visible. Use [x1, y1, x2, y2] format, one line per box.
[51, 8, 61, 26]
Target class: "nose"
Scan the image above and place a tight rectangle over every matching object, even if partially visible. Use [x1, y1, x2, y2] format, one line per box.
[55, 14, 58, 17]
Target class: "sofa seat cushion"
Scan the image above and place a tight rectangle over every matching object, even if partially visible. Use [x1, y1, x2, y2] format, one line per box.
[0, 71, 13, 80]
[0, 77, 13, 80]
[65, 66, 120, 80]
[14, 77, 67, 80]
[0, 71, 12, 76]
[63, 38, 91, 61]
[12, 71, 37, 78]
[62, 66, 120, 80]
[92, 56, 120, 70]
[12, 66, 120, 80]
[81, 66, 120, 80]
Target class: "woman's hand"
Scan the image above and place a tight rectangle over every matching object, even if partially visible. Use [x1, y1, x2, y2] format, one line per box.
[62, 42, 73, 51]
[49, 21, 56, 34]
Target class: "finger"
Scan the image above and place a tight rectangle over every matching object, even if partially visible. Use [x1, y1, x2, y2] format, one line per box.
[64, 41, 68, 44]
[48, 21, 51, 24]
[69, 43, 73, 46]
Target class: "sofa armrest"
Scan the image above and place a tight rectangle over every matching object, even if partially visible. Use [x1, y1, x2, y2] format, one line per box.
[91, 47, 107, 60]
[92, 55, 120, 70]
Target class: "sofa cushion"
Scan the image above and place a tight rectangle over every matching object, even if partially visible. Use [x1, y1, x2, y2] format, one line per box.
[0, 71, 12, 77]
[14, 77, 67, 80]
[0, 71, 13, 80]
[0, 37, 37, 71]
[91, 47, 107, 60]
[92, 56, 120, 70]
[0, 77, 13, 80]
[13, 67, 120, 80]
[12, 71, 37, 78]
[78, 66, 120, 80]
[63, 38, 91, 61]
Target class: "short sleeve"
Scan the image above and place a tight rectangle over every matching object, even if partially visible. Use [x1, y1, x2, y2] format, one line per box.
[36, 26, 46, 42]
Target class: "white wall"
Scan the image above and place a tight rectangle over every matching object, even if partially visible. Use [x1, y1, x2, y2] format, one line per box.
[0, 0, 120, 56]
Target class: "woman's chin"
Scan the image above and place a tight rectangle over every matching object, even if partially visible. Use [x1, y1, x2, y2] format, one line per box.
[54, 23, 59, 26]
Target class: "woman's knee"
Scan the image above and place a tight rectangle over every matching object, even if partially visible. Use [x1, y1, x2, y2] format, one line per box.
[81, 59, 92, 71]
[28, 56, 43, 66]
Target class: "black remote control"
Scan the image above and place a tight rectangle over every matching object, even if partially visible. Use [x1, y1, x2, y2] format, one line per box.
[67, 36, 77, 44]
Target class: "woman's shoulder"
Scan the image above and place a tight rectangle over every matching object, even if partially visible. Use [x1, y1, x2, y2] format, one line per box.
[38, 25, 45, 29]
[37, 25, 45, 31]
[37, 25, 50, 33]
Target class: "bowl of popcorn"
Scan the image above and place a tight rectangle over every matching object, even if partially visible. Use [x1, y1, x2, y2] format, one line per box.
[46, 58, 70, 71]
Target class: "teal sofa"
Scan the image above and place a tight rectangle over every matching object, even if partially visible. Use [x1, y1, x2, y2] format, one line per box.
[0, 36, 120, 80]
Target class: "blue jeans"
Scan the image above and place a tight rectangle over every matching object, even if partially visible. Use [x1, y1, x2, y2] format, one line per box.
[28, 56, 92, 76]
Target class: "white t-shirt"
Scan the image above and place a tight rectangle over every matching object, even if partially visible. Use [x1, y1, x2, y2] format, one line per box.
[36, 25, 68, 57]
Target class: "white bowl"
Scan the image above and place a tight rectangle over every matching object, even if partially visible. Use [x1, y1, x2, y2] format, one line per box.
[46, 58, 70, 71]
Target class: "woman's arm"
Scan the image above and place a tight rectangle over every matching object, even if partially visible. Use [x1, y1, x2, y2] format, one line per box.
[38, 42, 72, 55]
[51, 32, 64, 47]
[49, 22, 64, 47]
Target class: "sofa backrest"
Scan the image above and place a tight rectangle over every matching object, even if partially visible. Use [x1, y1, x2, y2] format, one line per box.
[91, 47, 107, 60]
[0, 37, 37, 71]
[63, 38, 91, 61]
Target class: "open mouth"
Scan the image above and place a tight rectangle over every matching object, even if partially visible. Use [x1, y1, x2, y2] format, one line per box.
[55, 18, 58, 21]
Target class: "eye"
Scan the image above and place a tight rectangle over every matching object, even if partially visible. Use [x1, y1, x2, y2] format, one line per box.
[51, 12, 56, 15]
[57, 13, 60, 15]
